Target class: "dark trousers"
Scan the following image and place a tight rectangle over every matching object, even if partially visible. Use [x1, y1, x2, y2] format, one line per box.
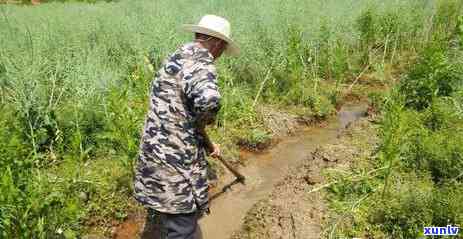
[141, 208, 203, 239]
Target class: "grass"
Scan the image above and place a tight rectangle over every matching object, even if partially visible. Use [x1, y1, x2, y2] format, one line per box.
[325, 3, 463, 237]
[0, 0, 461, 237]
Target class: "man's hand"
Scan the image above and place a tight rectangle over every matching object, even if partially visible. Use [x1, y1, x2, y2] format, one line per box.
[209, 143, 221, 158]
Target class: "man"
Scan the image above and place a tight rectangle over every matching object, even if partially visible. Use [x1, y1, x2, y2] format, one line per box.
[133, 15, 239, 239]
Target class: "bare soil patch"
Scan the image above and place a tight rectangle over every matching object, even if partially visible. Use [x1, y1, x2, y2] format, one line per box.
[232, 118, 376, 239]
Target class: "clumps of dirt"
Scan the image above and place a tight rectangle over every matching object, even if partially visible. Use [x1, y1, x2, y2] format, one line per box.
[236, 137, 274, 152]
[83, 201, 148, 239]
[238, 105, 329, 152]
[109, 208, 148, 239]
[232, 118, 376, 239]
[236, 106, 300, 152]
[230, 146, 344, 239]
[258, 106, 300, 137]
[311, 143, 360, 166]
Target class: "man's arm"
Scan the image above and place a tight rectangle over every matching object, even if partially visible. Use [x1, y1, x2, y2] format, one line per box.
[184, 63, 221, 154]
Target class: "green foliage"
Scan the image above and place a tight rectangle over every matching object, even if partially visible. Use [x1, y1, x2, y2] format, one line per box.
[433, 0, 463, 33]
[0, 167, 84, 238]
[458, 15, 463, 46]
[306, 92, 336, 119]
[366, 178, 463, 238]
[0, 0, 458, 237]
[237, 128, 272, 151]
[328, 175, 377, 203]
[326, 17, 463, 238]
[402, 103, 463, 183]
[378, 11, 401, 38]
[356, 7, 377, 47]
[367, 90, 387, 112]
[431, 183, 463, 226]
[399, 44, 463, 111]
[368, 174, 434, 239]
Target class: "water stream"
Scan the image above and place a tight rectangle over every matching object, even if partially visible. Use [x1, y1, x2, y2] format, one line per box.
[199, 103, 368, 239]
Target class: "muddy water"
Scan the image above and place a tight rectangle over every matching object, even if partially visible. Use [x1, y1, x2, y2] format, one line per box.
[112, 103, 368, 239]
[199, 103, 368, 239]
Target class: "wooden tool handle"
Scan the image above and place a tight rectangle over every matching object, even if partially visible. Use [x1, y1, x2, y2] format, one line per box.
[198, 127, 246, 183]
[217, 156, 246, 183]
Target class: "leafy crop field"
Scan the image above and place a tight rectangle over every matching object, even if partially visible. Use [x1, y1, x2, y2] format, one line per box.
[0, 0, 462, 238]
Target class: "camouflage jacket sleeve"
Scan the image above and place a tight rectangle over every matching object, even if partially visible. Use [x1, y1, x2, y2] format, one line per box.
[184, 63, 221, 126]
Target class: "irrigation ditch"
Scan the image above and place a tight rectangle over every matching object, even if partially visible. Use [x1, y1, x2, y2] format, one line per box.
[108, 101, 371, 239]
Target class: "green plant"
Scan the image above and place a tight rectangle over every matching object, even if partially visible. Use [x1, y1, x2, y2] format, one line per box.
[399, 44, 462, 111]
[458, 15, 463, 46]
[237, 128, 271, 151]
[431, 183, 463, 226]
[368, 174, 434, 239]
[356, 7, 377, 48]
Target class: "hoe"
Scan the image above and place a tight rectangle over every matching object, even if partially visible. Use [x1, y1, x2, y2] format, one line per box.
[199, 128, 246, 202]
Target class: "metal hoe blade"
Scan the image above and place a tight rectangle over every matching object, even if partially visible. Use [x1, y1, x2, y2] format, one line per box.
[210, 155, 246, 202]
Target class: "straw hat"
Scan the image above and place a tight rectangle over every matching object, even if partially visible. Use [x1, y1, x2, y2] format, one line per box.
[183, 15, 240, 56]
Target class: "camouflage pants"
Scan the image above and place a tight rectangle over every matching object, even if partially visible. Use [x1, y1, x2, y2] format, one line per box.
[140, 208, 203, 239]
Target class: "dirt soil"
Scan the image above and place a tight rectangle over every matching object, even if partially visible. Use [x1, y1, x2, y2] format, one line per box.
[231, 118, 376, 239]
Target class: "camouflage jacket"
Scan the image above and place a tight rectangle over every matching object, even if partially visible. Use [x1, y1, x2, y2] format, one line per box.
[134, 42, 220, 214]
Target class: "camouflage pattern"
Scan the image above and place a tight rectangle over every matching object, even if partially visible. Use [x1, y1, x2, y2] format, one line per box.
[134, 42, 220, 214]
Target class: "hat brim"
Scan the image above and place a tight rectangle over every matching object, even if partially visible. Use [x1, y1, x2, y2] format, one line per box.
[182, 24, 240, 56]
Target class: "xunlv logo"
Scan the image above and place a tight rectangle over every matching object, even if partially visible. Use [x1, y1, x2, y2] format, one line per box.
[424, 225, 459, 236]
